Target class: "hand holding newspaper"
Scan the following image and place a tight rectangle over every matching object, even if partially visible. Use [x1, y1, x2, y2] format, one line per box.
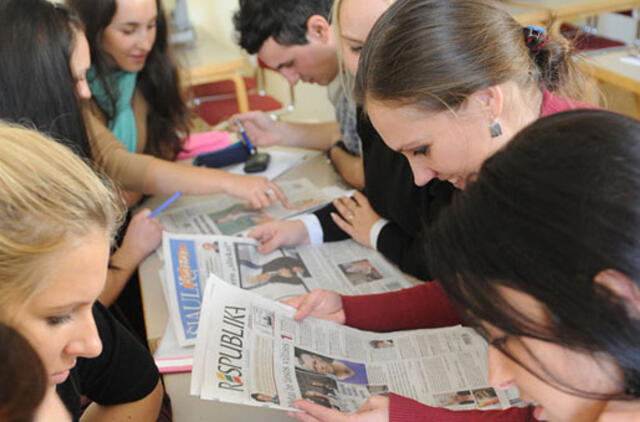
[191, 275, 524, 413]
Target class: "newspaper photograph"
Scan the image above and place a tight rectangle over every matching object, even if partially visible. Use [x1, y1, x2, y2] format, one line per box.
[191, 276, 524, 413]
[158, 178, 331, 236]
[162, 232, 412, 346]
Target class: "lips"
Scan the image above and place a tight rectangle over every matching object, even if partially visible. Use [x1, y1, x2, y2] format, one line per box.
[533, 404, 544, 420]
[51, 369, 71, 384]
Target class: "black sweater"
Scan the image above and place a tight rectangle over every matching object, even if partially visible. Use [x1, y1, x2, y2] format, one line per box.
[314, 109, 456, 280]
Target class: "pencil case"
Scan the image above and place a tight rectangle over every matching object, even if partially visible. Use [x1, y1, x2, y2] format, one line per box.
[193, 142, 249, 168]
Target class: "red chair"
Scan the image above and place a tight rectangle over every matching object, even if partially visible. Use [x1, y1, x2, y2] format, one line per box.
[560, 22, 626, 52]
[191, 58, 295, 126]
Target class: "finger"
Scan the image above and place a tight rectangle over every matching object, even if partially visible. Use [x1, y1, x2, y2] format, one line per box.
[136, 208, 152, 218]
[257, 236, 280, 254]
[287, 410, 320, 422]
[268, 182, 289, 208]
[282, 294, 307, 310]
[292, 292, 322, 321]
[336, 196, 357, 211]
[294, 400, 347, 421]
[247, 224, 273, 242]
[255, 191, 271, 209]
[331, 212, 356, 238]
[332, 199, 352, 220]
[352, 191, 369, 207]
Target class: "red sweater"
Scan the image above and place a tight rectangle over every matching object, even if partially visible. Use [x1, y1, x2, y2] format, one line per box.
[341, 90, 596, 421]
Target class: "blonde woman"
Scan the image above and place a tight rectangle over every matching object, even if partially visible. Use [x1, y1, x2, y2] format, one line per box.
[0, 124, 162, 421]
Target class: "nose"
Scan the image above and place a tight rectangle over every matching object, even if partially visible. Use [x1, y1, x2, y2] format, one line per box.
[406, 156, 437, 187]
[137, 28, 155, 52]
[66, 310, 103, 359]
[280, 68, 300, 86]
[487, 345, 514, 390]
[76, 79, 92, 101]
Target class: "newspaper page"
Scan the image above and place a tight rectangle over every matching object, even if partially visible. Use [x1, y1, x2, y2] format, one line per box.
[158, 178, 330, 236]
[191, 276, 524, 413]
[162, 233, 412, 346]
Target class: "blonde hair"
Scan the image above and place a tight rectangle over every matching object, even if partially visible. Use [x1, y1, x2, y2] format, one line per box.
[0, 122, 123, 317]
[331, 0, 397, 98]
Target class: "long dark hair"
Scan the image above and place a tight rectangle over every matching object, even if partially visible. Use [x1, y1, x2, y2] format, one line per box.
[354, 0, 588, 109]
[0, 322, 47, 422]
[68, 0, 189, 160]
[428, 110, 640, 399]
[0, 0, 92, 160]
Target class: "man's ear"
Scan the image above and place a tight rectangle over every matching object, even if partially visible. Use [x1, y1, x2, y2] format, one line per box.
[594, 269, 640, 319]
[306, 14, 332, 44]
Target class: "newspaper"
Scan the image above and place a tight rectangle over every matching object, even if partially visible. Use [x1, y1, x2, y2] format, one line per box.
[158, 178, 330, 236]
[191, 276, 524, 413]
[162, 233, 412, 347]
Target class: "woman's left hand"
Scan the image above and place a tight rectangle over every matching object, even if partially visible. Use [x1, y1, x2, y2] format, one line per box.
[331, 192, 381, 248]
[288, 395, 389, 422]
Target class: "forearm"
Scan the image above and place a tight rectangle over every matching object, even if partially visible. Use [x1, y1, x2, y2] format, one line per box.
[330, 148, 364, 189]
[81, 380, 163, 422]
[143, 157, 233, 196]
[99, 246, 145, 306]
[278, 121, 340, 150]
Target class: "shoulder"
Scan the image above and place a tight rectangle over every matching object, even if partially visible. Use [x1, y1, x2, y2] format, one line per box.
[540, 89, 599, 117]
[71, 302, 159, 406]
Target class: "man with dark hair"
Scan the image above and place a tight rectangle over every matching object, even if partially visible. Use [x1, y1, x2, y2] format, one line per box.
[233, 0, 364, 189]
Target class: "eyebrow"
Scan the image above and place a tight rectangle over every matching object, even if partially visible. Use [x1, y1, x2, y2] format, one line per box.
[46, 301, 91, 313]
[114, 15, 158, 26]
[397, 139, 430, 153]
[341, 34, 363, 43]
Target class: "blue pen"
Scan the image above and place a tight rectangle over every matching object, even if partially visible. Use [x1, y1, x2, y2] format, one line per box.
[149, 191, 183, 218]
[233, 117, 256, 154]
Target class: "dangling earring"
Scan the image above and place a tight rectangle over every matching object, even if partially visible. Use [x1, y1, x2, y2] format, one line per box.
[489, 114, 503, 138]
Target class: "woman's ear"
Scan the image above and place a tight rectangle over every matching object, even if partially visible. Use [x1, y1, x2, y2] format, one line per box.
[306, 14, 332, 44]
[594, 269, 640, 319]
[464, 86, 505, 122]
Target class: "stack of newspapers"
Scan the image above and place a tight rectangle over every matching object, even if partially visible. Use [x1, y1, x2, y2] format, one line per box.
[190, 276, 525, 413]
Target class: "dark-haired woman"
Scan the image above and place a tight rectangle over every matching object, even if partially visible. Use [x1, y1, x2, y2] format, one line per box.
[249, 0, 595, 282]
[0, 0, 164, 308]
[67, 0, 287, 209]
[288, 110, 640, 421]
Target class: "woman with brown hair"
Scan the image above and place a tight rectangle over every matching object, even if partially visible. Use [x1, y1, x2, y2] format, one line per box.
[66, 0, 287, 209]
[250, 0, 594, 281]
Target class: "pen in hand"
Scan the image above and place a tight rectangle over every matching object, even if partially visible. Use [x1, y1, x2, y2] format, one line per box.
[233, 117, 257, 155]
[148, 191, 183, 218]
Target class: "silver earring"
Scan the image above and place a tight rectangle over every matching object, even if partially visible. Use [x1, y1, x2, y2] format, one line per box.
[489, 120, 503, 138]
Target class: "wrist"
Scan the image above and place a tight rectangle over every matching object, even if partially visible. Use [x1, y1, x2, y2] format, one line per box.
[326, 140, 346, 160]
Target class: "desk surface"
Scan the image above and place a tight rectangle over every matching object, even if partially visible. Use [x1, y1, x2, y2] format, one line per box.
[581, 48, 640, 94]
[174, 26, 248, 87]
[507, 0, 640, 20]
[500, 3, 550, 25]
[139, 150, 342, 421]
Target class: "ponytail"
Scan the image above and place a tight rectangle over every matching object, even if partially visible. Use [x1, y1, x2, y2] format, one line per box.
[355, 0, 592, 110]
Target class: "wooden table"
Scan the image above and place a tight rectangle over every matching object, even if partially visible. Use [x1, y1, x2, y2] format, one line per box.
[506, 0, 640, 30]
[173, 27, 251, 112]
[500, 3, 550, 26]
[580, 48, 640, 119]
[139, 150, 342, 421]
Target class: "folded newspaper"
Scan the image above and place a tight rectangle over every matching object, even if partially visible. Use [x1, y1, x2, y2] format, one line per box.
[191, 275, 524, 413]
[162, 232, 412, 347]
[158, 178, 331, 236]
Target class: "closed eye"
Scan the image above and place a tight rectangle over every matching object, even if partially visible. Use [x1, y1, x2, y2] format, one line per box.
[412, 146, 429, 156]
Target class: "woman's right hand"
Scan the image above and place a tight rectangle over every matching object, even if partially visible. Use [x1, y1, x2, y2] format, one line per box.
[223, 173, 289, 209]
[283, 289, 346, 324]
[248, 219, 309, 253]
